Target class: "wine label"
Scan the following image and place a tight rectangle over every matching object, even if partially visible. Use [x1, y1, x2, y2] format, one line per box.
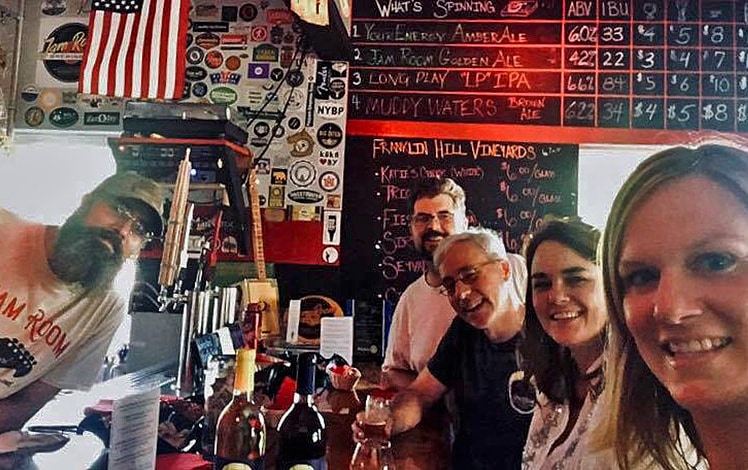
[277, 458, 327, 470]
[214, 456, 264, 470]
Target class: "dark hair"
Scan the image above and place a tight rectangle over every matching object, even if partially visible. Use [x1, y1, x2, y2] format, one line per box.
[601, 144, 748, 469]
[407, 177, 466, 215]
[518, 217, 602, 403]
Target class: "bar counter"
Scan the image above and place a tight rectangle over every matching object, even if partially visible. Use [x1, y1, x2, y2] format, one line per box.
[1, 363, 450, 469]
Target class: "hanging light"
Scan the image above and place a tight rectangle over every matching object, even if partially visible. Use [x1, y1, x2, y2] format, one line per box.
[290, 0, 329, 26]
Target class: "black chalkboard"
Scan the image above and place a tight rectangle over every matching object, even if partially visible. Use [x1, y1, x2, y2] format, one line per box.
[341, 136, 578, 304]
[349, 0, 748, 134]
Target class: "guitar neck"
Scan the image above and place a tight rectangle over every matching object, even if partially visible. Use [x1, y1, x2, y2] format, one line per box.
[248, 170, 267, 280]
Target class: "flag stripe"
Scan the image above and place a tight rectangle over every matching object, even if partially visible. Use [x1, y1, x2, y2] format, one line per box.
[78, 0, 188, 99]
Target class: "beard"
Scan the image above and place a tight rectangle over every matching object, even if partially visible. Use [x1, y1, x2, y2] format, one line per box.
[416, 229, 449, 260]
[48, 211, 125, 290]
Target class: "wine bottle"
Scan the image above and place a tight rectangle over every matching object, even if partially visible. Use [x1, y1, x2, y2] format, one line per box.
[214, 348, 266, 469]
[276, 352, 327, 469]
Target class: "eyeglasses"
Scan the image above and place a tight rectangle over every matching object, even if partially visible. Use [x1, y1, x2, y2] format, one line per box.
[507, 370, 537, 415]
[112, 202, 152, 240]
[411, 211, 454, 229]
[438, 259, 499, 296]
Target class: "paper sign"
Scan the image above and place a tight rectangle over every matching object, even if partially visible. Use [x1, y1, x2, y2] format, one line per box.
[320, 317, 353, 364]
[286, 299, 301, 343]
[108, 388, 160, 470]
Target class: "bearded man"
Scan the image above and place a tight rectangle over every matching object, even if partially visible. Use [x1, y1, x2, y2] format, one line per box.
[0, 172, 163, 432]
[381, 178, 470, 390]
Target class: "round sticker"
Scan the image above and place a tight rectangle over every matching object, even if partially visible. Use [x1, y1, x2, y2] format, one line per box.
[317, 123, 343, 149]
[289, 160, 317, 187]
[192, 81, 208, 97]
[186, 33, 193, 47]
[225, 56, 241, 71]
[287, 116, 301, 130]
[41, 0, 67, 16]
[272, 124, 285, 138]
[21, 85, 40, 102]
[270, 68, 284, 82]
[39, 89, 61, 110]
[329, 79, 346, 99]
[239, 3, 257, 21]
[285, 70, 304, 88]
[24, 107, 45, 127]
[253, 121, 270, 137]
[281, 88, 304, 110]
[48, 107, 79, 128]
[322, 247, 339, 264]
[42, 22, 87, 82]
[187, 47, 205, 65]
[319, 171, 340, 192]
[205, 50, 224, 68]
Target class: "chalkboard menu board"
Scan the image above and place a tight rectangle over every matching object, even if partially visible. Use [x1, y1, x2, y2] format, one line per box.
[342, 136, 578, 303]
[348, 1, 748, 134]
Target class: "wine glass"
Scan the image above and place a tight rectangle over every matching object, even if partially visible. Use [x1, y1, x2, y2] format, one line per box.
[362, 395, 392, 443]
[350, 438, 396, 470]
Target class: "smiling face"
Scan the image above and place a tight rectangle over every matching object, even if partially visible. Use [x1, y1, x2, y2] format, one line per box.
[410, 194, 465, 259]
[531, 240, 607, 355]
[438, 240, 518, 341]
[619, 176, 748, 413]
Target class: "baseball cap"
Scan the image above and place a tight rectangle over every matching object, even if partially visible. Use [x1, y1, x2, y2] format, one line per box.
[89, 171, 164, 236]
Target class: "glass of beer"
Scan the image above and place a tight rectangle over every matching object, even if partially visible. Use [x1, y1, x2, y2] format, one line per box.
[362, 394, 392, 443]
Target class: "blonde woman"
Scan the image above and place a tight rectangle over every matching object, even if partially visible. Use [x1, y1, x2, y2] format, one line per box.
[600, 144, 748, 469]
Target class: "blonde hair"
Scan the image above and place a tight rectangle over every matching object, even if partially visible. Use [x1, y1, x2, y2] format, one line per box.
[599, 144, 748, 469]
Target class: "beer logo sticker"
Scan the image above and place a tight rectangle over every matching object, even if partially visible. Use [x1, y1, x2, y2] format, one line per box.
[270, 25, 284, 44]
[271, 168, 288, 185]
[253, 121, 270, 137]
[205, 50, 224, 68]
[268, 185, 285, 208]
[322, 246, 339, 264]
[329, 79, 346, 99]
[285, 70, 304, 88]
[195, 32, 220, 49]
[266, 8, 293, 24]
[288, 189, 324, 204]
[239, 3, 257, 21]
[24, 107, 45, 127]
[221, 5, 238, 22]
[187, 47, 205, 64]
[317, 123, 343, 149]
[21, 85, 40, 102]
[248, 62, 270, 79]
[209, 86, 238, 104]
[270, 68, 285, 82]
[83, 111, 120, 126]
[185, 66, 208, 81]
[287, 129, 314, 157]
[289, 160, 317, 187]
[41, 22, 87, 83]
[287, 116, 301, 130]
[41, 0, 67, 16]
[252, 43, 277, 62]
[48, 107, 79, 128]
[251, 26, 268, 42]
[281, 88, 304, 110]
[319, 171, 340, 192]
[318, 149, 340, 166]
[192, 81, 208, 97]
[326, 194, 342, 210]
[225, 55, 241, 71]
[323, 211, 341, 245]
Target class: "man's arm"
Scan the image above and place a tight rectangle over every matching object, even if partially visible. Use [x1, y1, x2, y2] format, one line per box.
[390, 367, 447, 435]
[382, 367, 418, 391]
[0, 380, 60, 433]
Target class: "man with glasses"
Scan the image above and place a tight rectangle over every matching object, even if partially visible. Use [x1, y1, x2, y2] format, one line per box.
[357, 228, 530, 469]
[0, 171, 163, 433]
[381, 177, 469, 390]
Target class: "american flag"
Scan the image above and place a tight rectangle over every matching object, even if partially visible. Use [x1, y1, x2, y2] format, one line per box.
[78, 0, 189, 99]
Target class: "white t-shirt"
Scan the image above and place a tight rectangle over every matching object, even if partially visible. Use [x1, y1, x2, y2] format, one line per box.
[0, 208, 125, 398]
[382, 275, 455, 374]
